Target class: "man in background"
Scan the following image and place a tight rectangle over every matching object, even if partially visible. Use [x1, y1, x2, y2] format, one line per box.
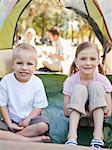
[42, 27, 73, 74]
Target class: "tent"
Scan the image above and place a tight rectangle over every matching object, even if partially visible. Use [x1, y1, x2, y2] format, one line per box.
[0, 0, 31, 49]
[0, 0, 112, 50]
[59, 0, 112, 63]
[0, 0, 112, 149]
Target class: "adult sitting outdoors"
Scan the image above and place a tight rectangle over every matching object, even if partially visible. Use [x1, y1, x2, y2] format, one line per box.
[18, 28, 36, 48]
[42, 27, 73, 74]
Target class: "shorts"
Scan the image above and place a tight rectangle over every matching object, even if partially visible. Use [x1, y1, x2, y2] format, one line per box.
[0, 115, 49, 133]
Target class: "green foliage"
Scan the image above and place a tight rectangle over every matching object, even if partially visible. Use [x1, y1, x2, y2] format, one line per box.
[17, 0, 87, 39]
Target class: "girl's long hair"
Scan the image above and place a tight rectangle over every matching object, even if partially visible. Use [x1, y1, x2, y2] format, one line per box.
[69, 41, 105, 76]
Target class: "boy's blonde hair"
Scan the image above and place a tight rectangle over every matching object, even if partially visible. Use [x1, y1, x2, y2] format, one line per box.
[12, 43, 37, 64]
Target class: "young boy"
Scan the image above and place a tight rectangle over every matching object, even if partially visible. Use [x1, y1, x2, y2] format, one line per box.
[0, 43, 50, 142]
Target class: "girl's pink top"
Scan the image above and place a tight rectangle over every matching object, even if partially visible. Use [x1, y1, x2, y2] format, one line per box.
[63, 71, 112, 96]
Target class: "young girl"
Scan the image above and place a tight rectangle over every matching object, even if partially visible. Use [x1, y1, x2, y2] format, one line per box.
[63, 42, 112, 148]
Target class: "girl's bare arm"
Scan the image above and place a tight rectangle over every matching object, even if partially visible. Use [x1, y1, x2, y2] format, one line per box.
[104, 92, 112, 117]
[64, 94, 71, 117]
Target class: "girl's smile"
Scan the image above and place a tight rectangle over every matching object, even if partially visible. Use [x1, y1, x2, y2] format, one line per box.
[76, 47, 99, 76]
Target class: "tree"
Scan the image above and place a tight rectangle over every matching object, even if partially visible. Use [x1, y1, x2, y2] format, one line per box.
[17, 0, 72, 39]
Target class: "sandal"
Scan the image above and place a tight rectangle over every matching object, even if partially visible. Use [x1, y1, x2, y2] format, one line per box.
[65, 139, 77, 145]
[90, 138, 104, 148]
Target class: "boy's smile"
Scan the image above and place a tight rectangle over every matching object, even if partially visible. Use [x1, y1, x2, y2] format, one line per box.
[12, 50, 37, 82]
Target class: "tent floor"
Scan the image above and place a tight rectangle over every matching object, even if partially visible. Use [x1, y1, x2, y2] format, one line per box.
[0, 140, 110, 150]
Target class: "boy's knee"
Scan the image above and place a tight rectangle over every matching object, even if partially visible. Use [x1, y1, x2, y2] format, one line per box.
[40, 122, 49, 132]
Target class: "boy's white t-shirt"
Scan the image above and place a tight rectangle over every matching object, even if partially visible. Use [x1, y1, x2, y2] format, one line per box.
[0, 72, 48, 123]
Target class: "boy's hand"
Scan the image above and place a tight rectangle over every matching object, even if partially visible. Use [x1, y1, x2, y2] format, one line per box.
[19, 118, 31, 127]
[9, 123, 23, 131]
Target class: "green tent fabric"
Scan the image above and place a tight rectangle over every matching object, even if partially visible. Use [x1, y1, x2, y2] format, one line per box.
[0, 0, 18, 28]
[0, 0, 31, 49]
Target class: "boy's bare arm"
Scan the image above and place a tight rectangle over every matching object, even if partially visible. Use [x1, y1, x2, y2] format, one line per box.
[0, 106, 23, 130]
[19, 108, 43, 127]
[104, 92, 112, 117]
[27, 107, 43, 120]
[0, 106, 12, 127]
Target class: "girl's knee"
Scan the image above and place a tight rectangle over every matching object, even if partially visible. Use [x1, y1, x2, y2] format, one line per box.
[89, 106, 106, 115]
[89, 81, 104, 91]
[72, 84, 88, 93]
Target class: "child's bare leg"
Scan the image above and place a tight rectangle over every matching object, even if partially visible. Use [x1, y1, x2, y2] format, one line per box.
[17, 122, 49, 137]
[32, 135, 50, 142]
[0, 129, 50, 142]
[67, 110, 80, 140]
[93, 108, 104, 140]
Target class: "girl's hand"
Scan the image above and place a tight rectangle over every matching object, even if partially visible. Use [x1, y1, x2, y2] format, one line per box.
[86, 111, 92, 118]
[65, 108, 72, 117]
[104, 107, 111, 117]
[19, 118, 31, 127]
